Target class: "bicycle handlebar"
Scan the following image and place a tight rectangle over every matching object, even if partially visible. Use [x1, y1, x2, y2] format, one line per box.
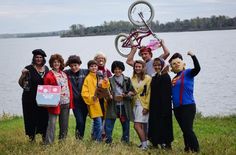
[138, 12, 160, 41]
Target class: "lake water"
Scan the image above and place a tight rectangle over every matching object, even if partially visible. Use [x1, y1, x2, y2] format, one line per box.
[0, 30, 236, 116]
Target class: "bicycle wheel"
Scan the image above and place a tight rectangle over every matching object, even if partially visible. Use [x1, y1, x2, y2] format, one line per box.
[114, 33, 132, 58]
[128, 0, 154, 26]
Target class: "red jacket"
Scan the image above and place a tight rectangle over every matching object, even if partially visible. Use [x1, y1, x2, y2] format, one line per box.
[44, 70, 74, 115]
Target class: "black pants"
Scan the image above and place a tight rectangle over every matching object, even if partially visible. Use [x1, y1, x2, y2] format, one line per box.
[174, 104, 199, 152]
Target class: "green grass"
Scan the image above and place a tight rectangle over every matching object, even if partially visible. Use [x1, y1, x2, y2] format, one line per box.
[0, 113, 235, 155]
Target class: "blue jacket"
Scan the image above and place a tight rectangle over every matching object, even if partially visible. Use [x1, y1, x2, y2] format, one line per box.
[65, 69, 89, 104]
[171, 56, 201, 108]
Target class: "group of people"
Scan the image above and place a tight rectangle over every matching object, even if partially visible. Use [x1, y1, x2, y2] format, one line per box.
[18, 39, 201, 153]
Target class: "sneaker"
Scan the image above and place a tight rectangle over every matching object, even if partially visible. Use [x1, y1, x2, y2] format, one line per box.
[138, 143, 142, 148]
[141, 146, 148, 150]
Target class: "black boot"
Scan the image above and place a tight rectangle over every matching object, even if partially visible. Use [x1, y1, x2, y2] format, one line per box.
[161, 143, 172, 150]
[29, 135, 35, 143]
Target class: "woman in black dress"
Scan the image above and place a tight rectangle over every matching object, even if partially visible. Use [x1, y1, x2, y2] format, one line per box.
[148, 57, 173, 149]
[18, 49, 49, 142]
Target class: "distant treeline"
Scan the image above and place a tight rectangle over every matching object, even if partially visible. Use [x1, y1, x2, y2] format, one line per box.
[16, 31, 67, 38]
[61, 15, 236, 37]
[0, 15, 235, 39]
[0, 30, 67, 39]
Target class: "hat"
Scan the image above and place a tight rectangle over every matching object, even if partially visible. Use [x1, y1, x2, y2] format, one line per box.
[153, 57, 169, 73]
[32, 49, 47, 57]
[138, 46, 152, 57]
[66, 55, 82, 66]
[111, 61, 125, 73]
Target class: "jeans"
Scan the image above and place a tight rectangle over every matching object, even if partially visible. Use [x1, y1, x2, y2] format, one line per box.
[45, 104, 70, 144]
[92, 117, 102, 142]
[174, 104, 200, 152]
[105, 105, 130, 143]
[73, 103, 88, 139]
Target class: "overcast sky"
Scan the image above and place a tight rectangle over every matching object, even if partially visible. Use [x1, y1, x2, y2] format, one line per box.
[0, 0, 235, 34]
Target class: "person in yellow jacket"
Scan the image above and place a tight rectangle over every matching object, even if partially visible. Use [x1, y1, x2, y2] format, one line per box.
[81, 60, 103, 141]
[131, 60, 151, 150]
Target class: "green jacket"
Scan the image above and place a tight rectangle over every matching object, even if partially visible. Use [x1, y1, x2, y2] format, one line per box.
[106, 75, 134, 121]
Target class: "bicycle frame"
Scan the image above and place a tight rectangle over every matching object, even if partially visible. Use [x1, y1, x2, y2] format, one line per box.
[122, 12, 159, 49]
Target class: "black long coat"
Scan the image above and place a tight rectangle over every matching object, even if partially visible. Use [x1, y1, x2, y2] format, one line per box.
[21, 65, 49, 137]
[148, 73, 174, 145]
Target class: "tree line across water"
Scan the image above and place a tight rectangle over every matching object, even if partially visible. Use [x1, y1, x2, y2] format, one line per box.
[0, 15, 235, 38]
[61, 15, 236, 37]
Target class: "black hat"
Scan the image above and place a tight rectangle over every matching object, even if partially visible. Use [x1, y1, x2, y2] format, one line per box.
[111, 61, 125, 73]
[32, 49, 47, 57]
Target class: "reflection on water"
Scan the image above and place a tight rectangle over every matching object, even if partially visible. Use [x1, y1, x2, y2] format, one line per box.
[0, 30, 236, 116]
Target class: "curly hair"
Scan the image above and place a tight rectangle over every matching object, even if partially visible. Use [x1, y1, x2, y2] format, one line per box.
[111, 60, 125, 73]
[49, 53, 65, 70]
[65, 55, 82, 66]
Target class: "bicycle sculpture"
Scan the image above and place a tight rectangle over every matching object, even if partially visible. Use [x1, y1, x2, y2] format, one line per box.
[115, 0, 160, 58]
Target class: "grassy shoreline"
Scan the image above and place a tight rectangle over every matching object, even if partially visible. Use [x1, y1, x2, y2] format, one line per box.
[0, 114, 235, 155]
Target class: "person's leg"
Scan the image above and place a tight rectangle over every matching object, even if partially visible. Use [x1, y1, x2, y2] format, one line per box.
[22, 101, 36, 142]
[81, 104, 88, 138]
[143, 123, 148, 142]
[99, 99, 106, 140]
[59, 104, 70, 140]
[93, 117, 103, 142]
[105, 118, 116, 143]
[36, 107, 48, 143]
[45, 113, 57, 144]
[73, 104, 88, 139]
[118, 105, 130, 143]
[134, 122, 147, 149]
[181, 105, 199, 152]
[120, 118, 130, 143]
[174, 106, 189, 151]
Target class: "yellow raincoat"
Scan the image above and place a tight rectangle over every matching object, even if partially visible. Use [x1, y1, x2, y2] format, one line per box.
[81, 72, 110, 118]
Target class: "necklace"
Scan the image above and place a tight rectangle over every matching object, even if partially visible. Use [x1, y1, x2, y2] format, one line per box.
[34, 65, 45, 78]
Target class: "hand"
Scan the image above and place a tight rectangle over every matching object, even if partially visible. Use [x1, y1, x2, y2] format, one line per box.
[142, 108, 149, 115]
[109, 95, 113, 100]
[131, 46, 138, 52]
[187, 51, 195, 57]
[103, 77, 108, 81]
[127, 91, 135, 96]
[93, 96, 97, 102]
[114, 95, 123, 102]
[159, 39, 165, 47]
